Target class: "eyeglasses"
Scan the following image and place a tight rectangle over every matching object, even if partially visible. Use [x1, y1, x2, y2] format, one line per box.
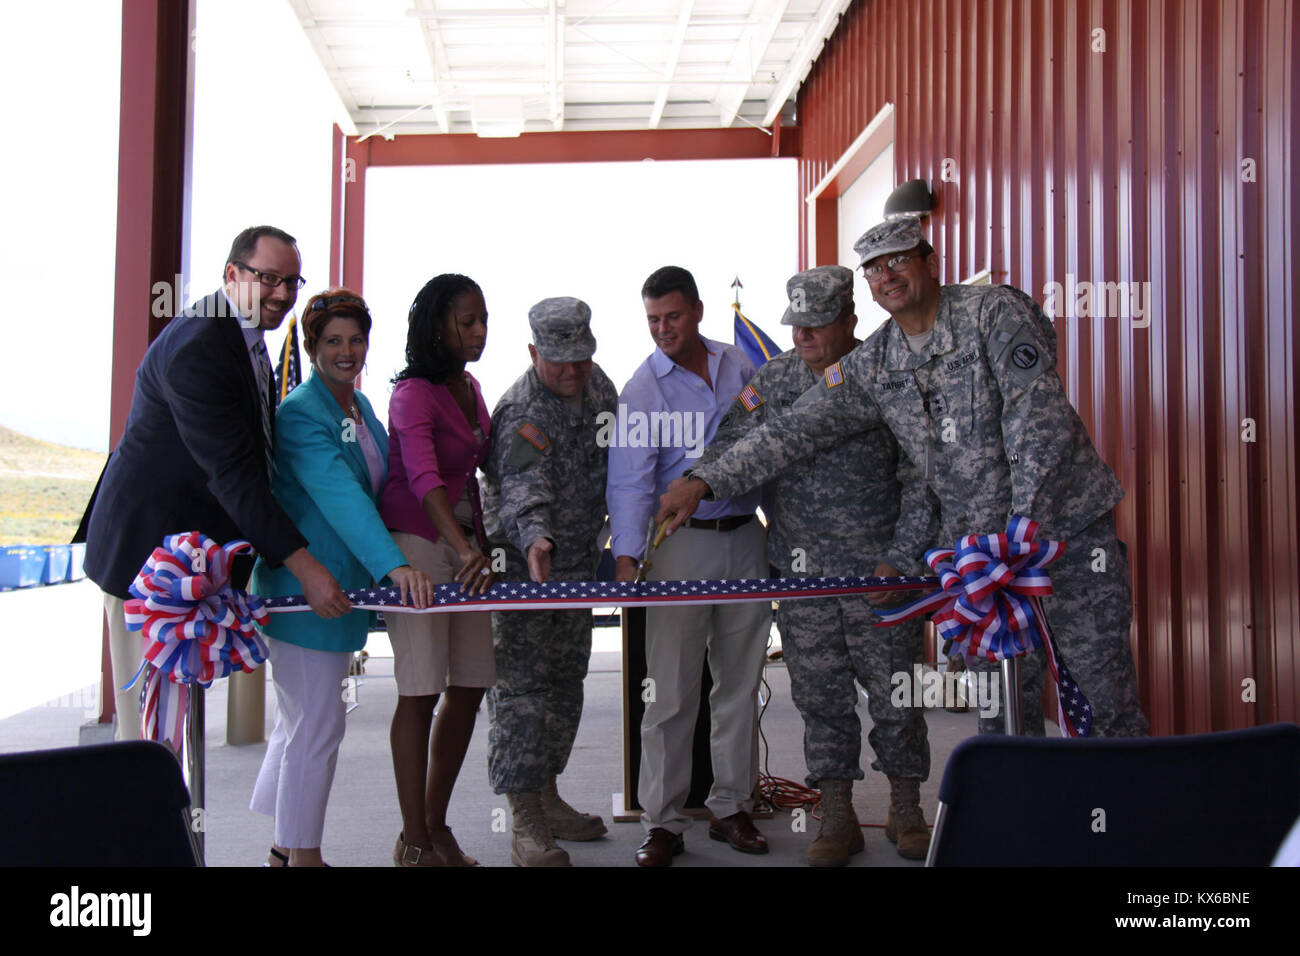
[862, 253, 918, 281]
[309, 293, 369, 314]
[231, 261, 307, 290]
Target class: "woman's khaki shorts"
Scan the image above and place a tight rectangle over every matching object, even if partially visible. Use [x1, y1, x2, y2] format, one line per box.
[385, 531, 495, 696]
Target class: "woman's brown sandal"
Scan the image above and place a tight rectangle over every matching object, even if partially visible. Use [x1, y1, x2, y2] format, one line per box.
[428, 826, 479, 867]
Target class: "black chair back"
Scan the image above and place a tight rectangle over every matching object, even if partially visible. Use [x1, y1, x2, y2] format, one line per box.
[928, 723, 1300, 866]
[0, 740, 200, 866]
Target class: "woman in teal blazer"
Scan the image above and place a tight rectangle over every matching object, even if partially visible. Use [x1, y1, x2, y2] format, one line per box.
[249, 289, 433, 868]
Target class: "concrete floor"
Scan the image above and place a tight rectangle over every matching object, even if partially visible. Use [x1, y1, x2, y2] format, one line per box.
[0, 608, 996, 868]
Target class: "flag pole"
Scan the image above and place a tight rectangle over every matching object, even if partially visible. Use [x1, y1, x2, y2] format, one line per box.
[278, 312, 298, 402]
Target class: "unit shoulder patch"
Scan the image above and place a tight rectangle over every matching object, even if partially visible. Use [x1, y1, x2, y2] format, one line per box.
[1012, 343, 1039, 369]
[1000, 326, 1049, 388]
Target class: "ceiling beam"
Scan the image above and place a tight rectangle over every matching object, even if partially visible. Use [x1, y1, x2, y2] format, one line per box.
[545, 0, 565, 131]
[412, 0, 452, 133]
[649, 1, 694, 130]
[363, 127, 774, 166]
[285, 0, 360, 135]
[715, 0, 789, 128]
[762, 0, 851, 127]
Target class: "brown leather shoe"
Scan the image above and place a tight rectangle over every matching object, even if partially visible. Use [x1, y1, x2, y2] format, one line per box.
[635, 828, 684, 867]
[708, 811, 769, 854]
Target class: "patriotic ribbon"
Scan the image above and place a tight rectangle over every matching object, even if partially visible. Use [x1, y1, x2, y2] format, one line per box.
[873, 516, 1092, 737]
[260, 573, 941, 614]
[123, 532, 269, 751]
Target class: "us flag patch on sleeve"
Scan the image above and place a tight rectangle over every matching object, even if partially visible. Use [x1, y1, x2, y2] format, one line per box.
[824, 362, 844, 388]
[518, 422, 549, 451]
[738, 384, 764, 411]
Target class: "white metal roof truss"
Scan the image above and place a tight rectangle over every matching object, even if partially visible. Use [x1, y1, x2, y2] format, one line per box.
[287, 0, 853, 138]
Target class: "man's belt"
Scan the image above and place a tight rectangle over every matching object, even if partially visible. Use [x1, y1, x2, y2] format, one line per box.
[684, 513, 754, 533]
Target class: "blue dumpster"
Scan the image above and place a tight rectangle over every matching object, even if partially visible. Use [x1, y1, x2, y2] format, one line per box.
[0, 547, 45, 589]
[42, 545, 72, 584]
[68, 543, 86, 582]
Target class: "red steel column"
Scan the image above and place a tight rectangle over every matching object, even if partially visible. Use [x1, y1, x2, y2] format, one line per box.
[100, 0, 192, 725]
[329, 124, 345, 288]
[342, 136, 369, 295]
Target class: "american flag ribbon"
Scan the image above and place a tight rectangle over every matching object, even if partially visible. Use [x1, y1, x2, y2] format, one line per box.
[872, 515, 1092, 737]
[261, 573, 940, 613]
[1027, 594, 1092, 738]
[123, 532, 270, 751]
[738, 384, 764, 411]
[824, 362, 844, 388]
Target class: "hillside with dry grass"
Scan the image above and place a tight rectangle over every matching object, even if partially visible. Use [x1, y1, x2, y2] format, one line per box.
[0, 426, 106, 545]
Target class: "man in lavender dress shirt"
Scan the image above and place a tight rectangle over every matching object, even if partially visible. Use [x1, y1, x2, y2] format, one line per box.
[607, 266, 771, 867]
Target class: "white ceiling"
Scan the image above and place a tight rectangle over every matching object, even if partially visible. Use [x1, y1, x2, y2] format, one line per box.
[288, 0, 852, 138]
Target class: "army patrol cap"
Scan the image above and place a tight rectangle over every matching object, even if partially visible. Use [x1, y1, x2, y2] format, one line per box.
[853, 219, 926, 268]
[781, 265, 854, 327]
[528, 296, 597, 362]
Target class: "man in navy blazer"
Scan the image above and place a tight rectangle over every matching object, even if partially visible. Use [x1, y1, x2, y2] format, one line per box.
[82, 225, 350, 739]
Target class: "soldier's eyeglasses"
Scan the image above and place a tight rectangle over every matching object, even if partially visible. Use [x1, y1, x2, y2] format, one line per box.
[231, 261, 307, 290]
[862, 254, 917, 281]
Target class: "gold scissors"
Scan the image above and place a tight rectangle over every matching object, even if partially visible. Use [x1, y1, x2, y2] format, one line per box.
[633, 518, 674, 583]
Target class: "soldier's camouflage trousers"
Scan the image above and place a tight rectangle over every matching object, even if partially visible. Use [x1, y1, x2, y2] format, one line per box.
[487, 606, 592, 793]
[777, 594, 929, 784]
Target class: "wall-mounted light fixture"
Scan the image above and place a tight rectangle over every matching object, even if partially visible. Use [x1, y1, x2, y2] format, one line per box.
[883, 178, 934, 220]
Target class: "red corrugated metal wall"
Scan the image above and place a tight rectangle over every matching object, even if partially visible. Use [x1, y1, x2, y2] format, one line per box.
[796, 0, 1298, 734]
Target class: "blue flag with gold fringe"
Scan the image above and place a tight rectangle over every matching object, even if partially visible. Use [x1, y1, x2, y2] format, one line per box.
[733, 304, 781, 368]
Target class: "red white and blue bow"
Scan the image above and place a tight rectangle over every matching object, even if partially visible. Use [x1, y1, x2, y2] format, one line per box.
[123, 532, 269, 750]
[874, 516, 1092, 737]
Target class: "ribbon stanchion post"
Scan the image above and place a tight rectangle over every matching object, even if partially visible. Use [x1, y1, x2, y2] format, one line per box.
[123, 532, 271, 862]
[874, 516, 1092, 738]
[1001, 658, 1022, 736]
[187, 688, 205, 861]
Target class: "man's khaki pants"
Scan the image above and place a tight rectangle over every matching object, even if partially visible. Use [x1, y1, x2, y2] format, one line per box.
[102, 593, 142, 741]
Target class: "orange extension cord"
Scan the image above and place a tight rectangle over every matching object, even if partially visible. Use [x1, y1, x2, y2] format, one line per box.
[755, 666, 827, 818]
[755, 651, 895, 831]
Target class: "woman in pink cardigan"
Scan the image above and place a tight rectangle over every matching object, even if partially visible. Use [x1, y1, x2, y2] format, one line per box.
[379, 273, 495, 867]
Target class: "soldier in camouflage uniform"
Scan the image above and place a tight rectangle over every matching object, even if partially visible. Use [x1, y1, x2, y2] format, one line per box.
[700, 265, 939, 864]
[666, 219, 1148, 740]
[481, 297, 619, 867]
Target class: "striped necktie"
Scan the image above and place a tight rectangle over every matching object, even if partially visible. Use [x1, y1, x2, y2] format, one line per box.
[252, 338, 273, 476]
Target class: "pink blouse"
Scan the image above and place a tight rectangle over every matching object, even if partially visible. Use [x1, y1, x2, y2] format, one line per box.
[379, 374, 491, 542]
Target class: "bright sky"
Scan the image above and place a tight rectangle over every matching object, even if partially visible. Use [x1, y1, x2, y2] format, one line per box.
[0, 0, 121, 450]
[0, 0, 798, 452]
[361, 159, 797, 426]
